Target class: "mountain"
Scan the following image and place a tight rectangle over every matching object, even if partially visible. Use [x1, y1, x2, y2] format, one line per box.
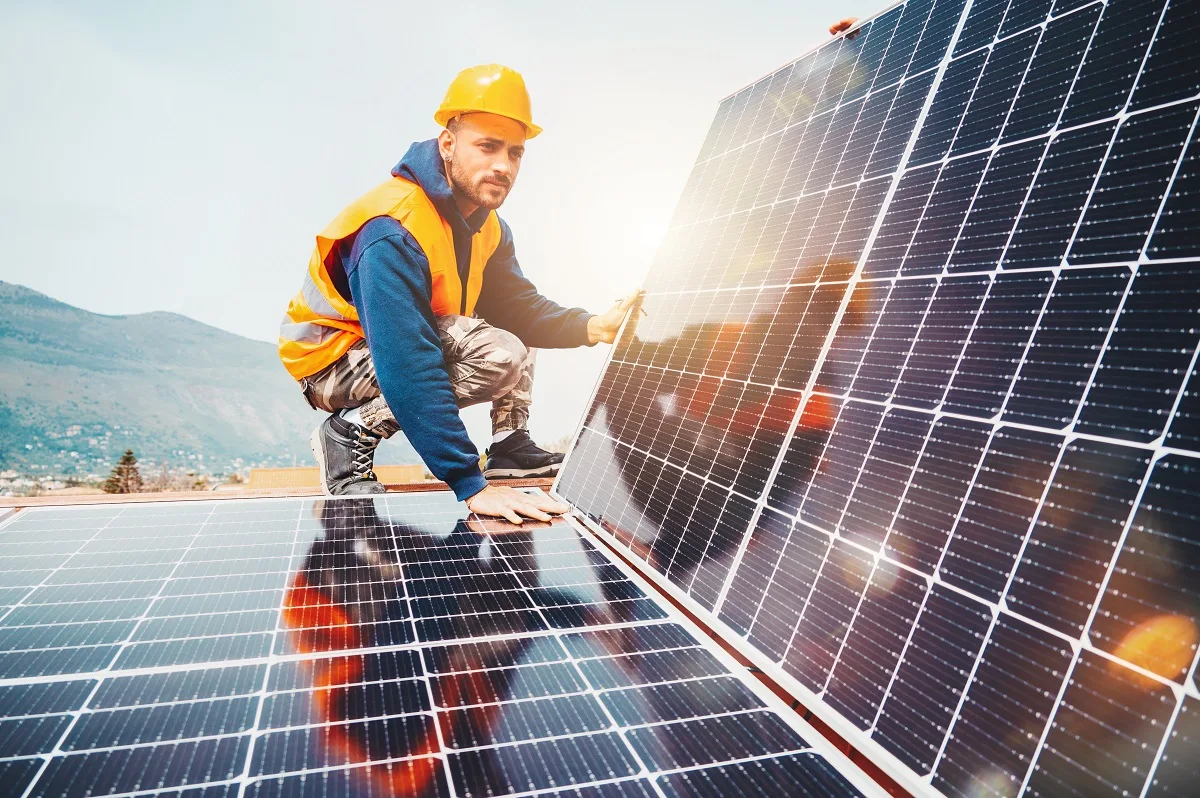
[0, 281, 418, 474]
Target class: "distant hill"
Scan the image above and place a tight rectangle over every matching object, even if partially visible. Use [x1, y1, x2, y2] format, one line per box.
[0, 281, 419, 474]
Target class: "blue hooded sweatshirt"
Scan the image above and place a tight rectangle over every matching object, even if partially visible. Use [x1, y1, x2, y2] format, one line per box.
[334, 139, 594, 500]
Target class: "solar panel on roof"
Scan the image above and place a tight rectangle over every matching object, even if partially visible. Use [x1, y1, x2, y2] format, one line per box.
[556, 0, 1200, 795]
[0, 495, 873, 797]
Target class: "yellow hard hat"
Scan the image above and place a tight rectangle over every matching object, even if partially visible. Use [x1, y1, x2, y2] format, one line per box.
[434, 64, 542, 138]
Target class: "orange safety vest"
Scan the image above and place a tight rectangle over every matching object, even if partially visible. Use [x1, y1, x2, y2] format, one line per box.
[278, 176, 503, 380]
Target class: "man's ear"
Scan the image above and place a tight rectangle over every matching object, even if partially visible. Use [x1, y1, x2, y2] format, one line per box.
[437, 128, 455, 162]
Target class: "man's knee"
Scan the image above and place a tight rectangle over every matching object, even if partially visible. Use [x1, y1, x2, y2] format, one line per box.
[482, 329, 529, 391]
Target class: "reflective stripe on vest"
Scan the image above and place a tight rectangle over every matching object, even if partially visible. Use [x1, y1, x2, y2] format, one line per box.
[278, 176, 503, 380]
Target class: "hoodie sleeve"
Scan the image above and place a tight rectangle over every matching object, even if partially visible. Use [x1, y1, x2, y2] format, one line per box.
[345, 217, 488, 501]
[474, 219, 595, 349]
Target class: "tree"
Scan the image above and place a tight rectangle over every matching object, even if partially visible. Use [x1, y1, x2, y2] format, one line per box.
[103, 449, 143, 494]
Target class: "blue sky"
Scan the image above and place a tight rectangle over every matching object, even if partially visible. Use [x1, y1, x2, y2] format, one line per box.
[0, 0, 858, 447]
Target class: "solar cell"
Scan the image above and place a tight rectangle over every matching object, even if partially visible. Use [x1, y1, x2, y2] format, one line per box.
[557, 0, 1200, 795]
[0, 495, 870, 797]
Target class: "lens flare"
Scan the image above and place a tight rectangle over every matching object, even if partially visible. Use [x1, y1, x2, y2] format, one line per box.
[1109, 614, 1198, 688]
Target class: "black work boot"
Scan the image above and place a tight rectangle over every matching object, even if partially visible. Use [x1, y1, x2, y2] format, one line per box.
[482, 430, 565, 479]
[310, 413, 386, 496]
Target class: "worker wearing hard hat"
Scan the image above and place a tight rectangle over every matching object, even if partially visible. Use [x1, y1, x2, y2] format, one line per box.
[279, 65, 635, 523]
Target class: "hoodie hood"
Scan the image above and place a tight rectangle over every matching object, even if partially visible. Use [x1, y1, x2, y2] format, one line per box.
[392, 139, 491, 235]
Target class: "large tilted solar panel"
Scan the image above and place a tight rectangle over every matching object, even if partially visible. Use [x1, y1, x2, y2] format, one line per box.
[556, 0, 1200, 795]
[0, 495, 878, 798]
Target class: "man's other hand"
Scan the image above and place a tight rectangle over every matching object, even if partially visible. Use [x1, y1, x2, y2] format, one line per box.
[587, 291, 641, 345]
[465, 484, 570, 524]
[829, 17, 859, 36]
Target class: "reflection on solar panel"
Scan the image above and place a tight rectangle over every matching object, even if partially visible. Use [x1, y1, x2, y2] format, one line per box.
[0, 495, 873, 797]
[556, 0, 1200, 795]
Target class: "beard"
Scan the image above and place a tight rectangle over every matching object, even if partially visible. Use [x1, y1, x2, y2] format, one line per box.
[448, 159, 511, 211]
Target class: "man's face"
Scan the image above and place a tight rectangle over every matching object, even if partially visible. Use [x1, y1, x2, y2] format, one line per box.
[438, 113, 526, 212]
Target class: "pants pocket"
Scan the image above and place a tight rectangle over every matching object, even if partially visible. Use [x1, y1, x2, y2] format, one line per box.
[299, 378, 322, 411]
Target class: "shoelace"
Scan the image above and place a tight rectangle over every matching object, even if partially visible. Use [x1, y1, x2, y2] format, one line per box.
[351, 430, 379, 481]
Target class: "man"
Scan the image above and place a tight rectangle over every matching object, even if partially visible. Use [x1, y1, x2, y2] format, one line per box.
[283, 17, 856, 521]
[279, 64, 634, 523]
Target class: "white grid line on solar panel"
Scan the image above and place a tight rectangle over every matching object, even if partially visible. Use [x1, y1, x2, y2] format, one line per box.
[4, 528, 859, 792]
[654, 36, 1198, 291]
[741, 406, 1194, 658]
[254, 659, 721, 719]
[826, 411, 986, 716]
[0, 529, 613, 591]
[913, 4, 1086, 166]
[774, 432, 1187, 760]
[569, 428, 764, 534]
[684, 105, 942, 240]
[238, 718, 810, 785]
[592, 270, 1200, 523]
[238, 748, 827, 798]
[549, 0, 950, 472]
[1134, 103, 1200, 263]
[797, 343, 1196, 456]
[0, 615, 696, 692]
[0, 511, 547, 792]
[695, 0, 954, 169]
[581, 0, 965, 540]
[554, 3, 1200, 792]
[694, 0, 1079, 177]
[561, 405, 1200, 777]
[909, 47, 1196, 271]
[240, 770, 614, 798]
[769, 501, 1195, 703]
[436, 524, 675, 798]
[0, 673, 833, 796]
[13, 500, 227, 798]
[0, 591, 284, 628]
[609, 261, 1171, 386]
[35, 777, 247, 798]
[0, 508, 143, 632]
[573, 381, 796, 499]
[1, 693, 786, 765]
[570, 484, 1195, 796]
[564, 517, 879, 797]
[672, 69, 931, 246]
[1152, 648, 1200, 798]
[0, 623, 705, 725]
[1018, 332, 1192, 651]
[0, 506, 864, 792]
[566, 511, 897, 794]
[5, 728, 253, 765]
[640, 96, 1199, 301]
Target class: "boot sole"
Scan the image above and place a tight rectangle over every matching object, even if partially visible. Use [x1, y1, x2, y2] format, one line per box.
[310, 425, 334, 497]
[482, 463, 562, 479]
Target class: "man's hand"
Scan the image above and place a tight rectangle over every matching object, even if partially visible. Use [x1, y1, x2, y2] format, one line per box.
[829, 17, 859, 36]
[587, 291, 640, 345]
[465, 484, 570, 524]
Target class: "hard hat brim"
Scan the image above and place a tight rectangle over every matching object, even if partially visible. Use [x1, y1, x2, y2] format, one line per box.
[434, 109, 542, 139]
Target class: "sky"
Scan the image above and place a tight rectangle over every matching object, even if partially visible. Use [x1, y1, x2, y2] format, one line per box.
[0, 0, 857, 451]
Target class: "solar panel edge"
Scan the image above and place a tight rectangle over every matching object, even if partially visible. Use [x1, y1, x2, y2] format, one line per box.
[561, 513, 889, 797]
[569, 506, 933, 797]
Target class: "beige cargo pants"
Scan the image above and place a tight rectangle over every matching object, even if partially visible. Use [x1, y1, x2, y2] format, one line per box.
[300, 315, 535, 438]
